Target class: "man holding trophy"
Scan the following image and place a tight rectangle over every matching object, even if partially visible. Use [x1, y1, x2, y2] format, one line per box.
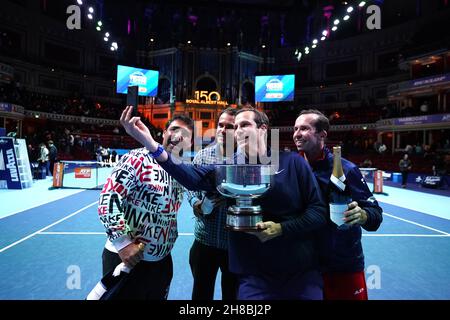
[120, 106, 327, 300]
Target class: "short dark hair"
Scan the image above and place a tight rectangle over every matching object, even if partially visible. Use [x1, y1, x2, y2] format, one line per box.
[235, 107, 269, 128]
[298, 109, 329, 133]
[165, 114, 194, 133]
[218, 107, 237, 119]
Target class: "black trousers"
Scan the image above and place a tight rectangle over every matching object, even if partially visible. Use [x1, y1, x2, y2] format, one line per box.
[189, 239, 238, 300]
[102, 248, 173, 300]
[401, 171, 408, 186]
[49, 160, 55, 176]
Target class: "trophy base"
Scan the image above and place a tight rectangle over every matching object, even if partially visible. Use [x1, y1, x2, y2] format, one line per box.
[224, 225, 263, 232]
[225, 210, 263, 232]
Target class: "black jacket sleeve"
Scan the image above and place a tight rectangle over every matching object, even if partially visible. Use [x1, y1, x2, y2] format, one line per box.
[281, 157, 328, 237]
[157, 153, 216, 192]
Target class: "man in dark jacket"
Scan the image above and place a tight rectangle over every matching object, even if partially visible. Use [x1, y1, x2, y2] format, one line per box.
[47, 140, 58, 176]
[293, 109, 383, 300]
[120, 105, 328, 300]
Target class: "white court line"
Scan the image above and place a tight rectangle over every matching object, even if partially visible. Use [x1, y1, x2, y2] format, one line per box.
[39, 231, 104, 235]
[384, 212, 450, 235]
[363, 234, 450, 237]
[36, 232, 450, 237]
[37, 231, 195, 236]
[0, 201, 97, 253]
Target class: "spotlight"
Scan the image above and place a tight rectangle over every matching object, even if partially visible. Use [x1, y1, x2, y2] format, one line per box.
[97, 21, 102, 26]
[312, 39, 318, 44]
[322, 30, 328, 37]
[261, 44, 266, 48]
[321, 36, 326, 41]
[105, 32, 110, 37]
[359, 1, 366, 7]
[110, 46, 115, 51]
[343, 15, 350, 21]
[347, 6, 354, 13]
[187, 40, 191, 44]
[150, 38, 154, 42]
[77, 0, 83, 5]
[103, 37, 108, 41]
[87, 13, 93, 19]
[295, 49, 299, 55]
[112, 42, 118, 48]
[334, 19, 340, 25]
[227, 42, 231, 46]
[96, 26, 101, 31]
[332, 26, 338, 31]
[311, 44, 317, 48]
[88, 7, 94, 13]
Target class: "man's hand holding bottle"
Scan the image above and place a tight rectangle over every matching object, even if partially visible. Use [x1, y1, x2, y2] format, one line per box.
[343, 201, 368, 226]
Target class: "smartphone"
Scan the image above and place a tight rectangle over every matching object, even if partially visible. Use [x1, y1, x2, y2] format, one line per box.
[126, 85, 139, 117]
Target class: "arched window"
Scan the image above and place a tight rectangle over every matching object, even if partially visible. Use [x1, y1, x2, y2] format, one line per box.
[195, 76, 217, 94]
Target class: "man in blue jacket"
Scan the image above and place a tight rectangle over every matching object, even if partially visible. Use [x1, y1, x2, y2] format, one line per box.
[293, 109, 383, 300]
[120, 105, 328, 300]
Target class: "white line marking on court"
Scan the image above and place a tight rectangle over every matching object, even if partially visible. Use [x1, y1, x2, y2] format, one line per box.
[0, 201, 97, 253]
[363, 234, 450, 237]
[37, 231, 195, 236]
[383, 212, 450, 235]
[38, 231, 104, 235]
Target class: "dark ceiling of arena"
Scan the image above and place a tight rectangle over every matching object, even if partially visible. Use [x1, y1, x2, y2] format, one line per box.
[41, 0, 436, 52]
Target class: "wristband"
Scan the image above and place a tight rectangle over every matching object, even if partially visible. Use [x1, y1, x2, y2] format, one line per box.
[149, 144, 164, 158]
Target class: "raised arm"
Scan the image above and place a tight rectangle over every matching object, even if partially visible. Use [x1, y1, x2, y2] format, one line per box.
[120, 106, 215, 191]
[121, 106, 168, 162]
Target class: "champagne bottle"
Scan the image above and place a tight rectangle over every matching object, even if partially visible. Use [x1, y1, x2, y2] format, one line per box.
[86, 262, 131, 300]
[329, 146, 352, 229]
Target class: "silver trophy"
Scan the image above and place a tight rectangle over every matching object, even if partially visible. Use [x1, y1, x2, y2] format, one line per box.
[215, 164, 273, 231]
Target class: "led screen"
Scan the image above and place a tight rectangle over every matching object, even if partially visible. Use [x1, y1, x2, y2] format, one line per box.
[255, 74, 295, 102]
[116, 65, 159, 96]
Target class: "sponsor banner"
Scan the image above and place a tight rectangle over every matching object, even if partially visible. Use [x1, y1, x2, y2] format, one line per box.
[0, 137, 22, 189]
[393, 113, 450, 126]
[0, 102, 23, 113]
[373, 170, 384, 194]
[75, 167, 92, 178]
[416, 175, 443, 189]
[0, 102, 12, 112]
[52, 162, 64, 187]
[388, 73, 450, 95]
[411, 73, 450, 88]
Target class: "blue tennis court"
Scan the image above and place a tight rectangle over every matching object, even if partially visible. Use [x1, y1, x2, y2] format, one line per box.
[1, 177, 450, 300]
